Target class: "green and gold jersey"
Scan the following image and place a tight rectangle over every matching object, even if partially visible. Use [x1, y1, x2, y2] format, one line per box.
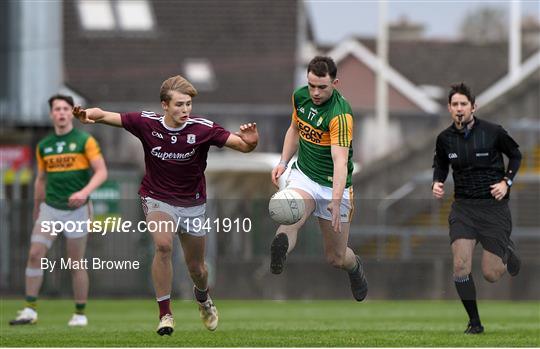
[292, 86, 354, 188]
[36, 128, 102, 210]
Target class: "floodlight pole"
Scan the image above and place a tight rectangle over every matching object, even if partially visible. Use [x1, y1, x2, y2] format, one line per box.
[509, 0, 521, 82]
[376, 0, 389, 157]
[12, 1, 63, 123]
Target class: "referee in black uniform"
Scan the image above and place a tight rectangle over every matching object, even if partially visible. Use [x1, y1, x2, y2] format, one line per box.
[432, 83, 522, 335]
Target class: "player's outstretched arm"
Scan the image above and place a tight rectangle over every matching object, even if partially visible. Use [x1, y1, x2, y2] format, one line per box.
[224, 123, 259, 153]
[73, 106, 122, 127]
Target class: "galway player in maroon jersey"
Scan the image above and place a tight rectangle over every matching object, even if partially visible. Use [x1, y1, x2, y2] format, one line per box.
[73, 75, 258, 335]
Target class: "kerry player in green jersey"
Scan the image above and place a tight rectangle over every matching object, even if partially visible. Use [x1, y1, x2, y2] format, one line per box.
[270, 56, 368, 301]
[9, 94, 108, 327]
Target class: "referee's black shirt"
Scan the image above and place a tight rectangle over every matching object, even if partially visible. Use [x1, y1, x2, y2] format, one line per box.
[432, 117, 521, 200]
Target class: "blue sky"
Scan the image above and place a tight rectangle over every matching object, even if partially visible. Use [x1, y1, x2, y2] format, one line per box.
[305, 0, 540, 44]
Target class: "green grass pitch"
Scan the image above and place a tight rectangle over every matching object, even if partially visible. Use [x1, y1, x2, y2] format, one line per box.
[1, 299, 539, 347]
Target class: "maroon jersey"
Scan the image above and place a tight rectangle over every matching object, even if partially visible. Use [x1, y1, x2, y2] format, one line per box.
[121, 111, 230, 206]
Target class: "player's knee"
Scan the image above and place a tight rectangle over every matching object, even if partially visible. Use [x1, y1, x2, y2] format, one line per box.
[482, 271, 499, 283]
[482, 269, 502, 283]
[453, 258, 471, 276]
[28, 246, 46, 267]
[154, 241, 173, 256]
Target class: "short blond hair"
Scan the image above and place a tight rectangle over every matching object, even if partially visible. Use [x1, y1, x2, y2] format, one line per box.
[160, 75, 198, 103]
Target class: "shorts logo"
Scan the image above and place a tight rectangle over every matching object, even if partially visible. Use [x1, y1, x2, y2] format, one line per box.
[187, 134, 196, 144]
[476, 152, 489, 157]
[448, 153, 458, 159]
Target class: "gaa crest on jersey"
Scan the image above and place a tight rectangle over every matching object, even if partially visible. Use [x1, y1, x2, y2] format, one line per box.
[187, 134, 196, 144]
[69, 143, 77, 151]
[316, 116, 323, 127]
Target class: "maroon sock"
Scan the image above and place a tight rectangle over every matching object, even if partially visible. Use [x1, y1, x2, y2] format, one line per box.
[157, 295, 171, 319]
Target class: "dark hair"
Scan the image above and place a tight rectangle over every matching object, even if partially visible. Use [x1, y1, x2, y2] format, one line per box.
[307, 56, 337, 80]
[48, 94, 74, 109]
[448, 83, 475, 104]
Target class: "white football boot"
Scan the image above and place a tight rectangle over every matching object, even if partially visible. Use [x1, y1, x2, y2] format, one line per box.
[197, 297, 219, 331]
[9, 307, 38, 325]
[156, 314, 175, 336]
[68, 313, 88, 326]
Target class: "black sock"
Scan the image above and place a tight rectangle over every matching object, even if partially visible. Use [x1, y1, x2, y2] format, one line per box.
[194, 286, 208, 303]
[75, 303, 86, 315]
[454, 273, 481, 324]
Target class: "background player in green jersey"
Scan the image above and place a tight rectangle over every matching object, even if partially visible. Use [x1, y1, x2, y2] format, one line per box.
[270, 56, 368, 301]
[9, 95, 108, 327]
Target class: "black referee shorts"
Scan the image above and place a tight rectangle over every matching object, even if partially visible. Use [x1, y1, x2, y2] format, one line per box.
[448, 199, 513, 262]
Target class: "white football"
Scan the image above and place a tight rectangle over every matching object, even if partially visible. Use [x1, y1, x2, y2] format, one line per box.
[268, 189, 305, 225]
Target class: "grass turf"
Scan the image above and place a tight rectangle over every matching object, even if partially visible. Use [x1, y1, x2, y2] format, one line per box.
[1, 299, 539, 347]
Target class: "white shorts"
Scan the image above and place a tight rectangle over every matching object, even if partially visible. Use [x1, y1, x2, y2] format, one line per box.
[286, 168, 354, 223]
[32, 202, 93, 248]
[141, 196, 207, 237]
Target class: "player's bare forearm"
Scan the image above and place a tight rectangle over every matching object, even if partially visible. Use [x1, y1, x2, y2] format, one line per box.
[68, 158, 108, 208]
[237, 138, 257, 153]
[331, 145, 348, 201]
[92, 108, 122, 127]
[331, 163, 347, 201]
[225, 123, 258, 153]
[81, 157, 108, 197]
[271, 123, 298, 188]
[280, 123, 299, 163]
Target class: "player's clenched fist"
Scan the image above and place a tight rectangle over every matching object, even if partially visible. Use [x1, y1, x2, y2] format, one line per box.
[73, 106, 95, 124]
[432, 181, 444, 199]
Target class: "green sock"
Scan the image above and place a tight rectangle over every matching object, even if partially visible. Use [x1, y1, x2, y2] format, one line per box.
[25, 296, 37, 310]
[75, 303, 86, 315]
